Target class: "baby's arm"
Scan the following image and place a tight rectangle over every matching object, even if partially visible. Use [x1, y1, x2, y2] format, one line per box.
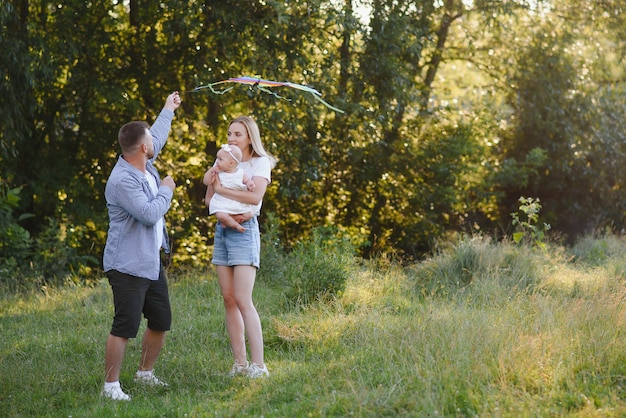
[203, 166, 220, 207]
[203, 166, 220, 186]
[203, 185, 212, 207]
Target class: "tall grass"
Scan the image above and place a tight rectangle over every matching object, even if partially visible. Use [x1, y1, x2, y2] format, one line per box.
[2, 234, 626, 416]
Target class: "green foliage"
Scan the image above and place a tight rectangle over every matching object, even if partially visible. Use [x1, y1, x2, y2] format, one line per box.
[575, 83, 626, 230]
[0, 1, 36, 159]
[494, 147, 548, 189]
[258, 213, 357, 308]
[569, 232, 626, 267]
[0, 181, 98, 290]
[282, 226, 356, 307]
[31, 218, 100, 285]
[510, 196, 551, 249]
[257, 212, 287, 284]
[493, 9, 620, 239]
[410, 235, 541, 299]
[0, 181, 33, 289]
[2, 0, 626, 288]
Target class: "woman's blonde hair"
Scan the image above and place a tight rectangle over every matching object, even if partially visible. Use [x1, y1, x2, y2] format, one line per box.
[231, 116, 277, 168]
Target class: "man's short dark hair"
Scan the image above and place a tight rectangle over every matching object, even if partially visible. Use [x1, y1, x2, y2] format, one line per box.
[118, 121, 150, 153]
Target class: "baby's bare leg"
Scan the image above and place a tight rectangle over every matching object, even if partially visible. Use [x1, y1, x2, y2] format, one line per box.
[216, 212, 246, 232]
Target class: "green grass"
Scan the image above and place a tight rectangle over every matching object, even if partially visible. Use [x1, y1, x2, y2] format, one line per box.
[3, 236, 626, 416]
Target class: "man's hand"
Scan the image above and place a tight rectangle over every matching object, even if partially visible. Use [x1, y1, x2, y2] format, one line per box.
[164, 91, 182, 112]
[161, 175, 176, 191]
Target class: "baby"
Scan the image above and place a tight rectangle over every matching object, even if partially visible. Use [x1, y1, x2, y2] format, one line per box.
[204, 144, 255, 232]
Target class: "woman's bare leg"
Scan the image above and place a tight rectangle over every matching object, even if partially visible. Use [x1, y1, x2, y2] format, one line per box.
[217, 265, 247, 365]
[232, 265, 264, 366]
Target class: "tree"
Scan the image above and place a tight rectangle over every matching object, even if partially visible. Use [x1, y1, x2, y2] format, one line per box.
[0, 0, 35, 160]
[490, 1, 626, 239]
[4, 0, 626, 285]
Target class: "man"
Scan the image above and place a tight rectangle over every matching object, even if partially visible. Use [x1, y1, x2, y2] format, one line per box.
[101, 92, 181, 401]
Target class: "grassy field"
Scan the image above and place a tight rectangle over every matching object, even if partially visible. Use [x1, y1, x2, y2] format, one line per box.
[2, 235, 626, 417]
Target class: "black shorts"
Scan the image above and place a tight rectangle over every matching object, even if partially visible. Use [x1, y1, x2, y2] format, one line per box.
[106, 266, 172, 338]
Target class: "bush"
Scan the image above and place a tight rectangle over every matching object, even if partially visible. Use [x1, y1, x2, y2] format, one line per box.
[282, 226, 356, 307]
[0, 181, 98, 291]
[257, 212, 287, 285]
[569, 233, 626, 266]
[409, 235, 541, 300]
[0, 182, 34, 290]
[32, 218, 99, 285]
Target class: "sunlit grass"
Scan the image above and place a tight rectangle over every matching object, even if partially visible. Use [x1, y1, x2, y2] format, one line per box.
[2, 236, 626, 416]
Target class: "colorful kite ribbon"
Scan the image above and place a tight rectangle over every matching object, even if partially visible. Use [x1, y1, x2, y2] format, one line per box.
[191, 76, 345, 114]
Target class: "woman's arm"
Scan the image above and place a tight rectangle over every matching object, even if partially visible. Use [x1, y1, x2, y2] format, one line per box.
[213, 175, 267, 205]
[242, 173, 256, 191]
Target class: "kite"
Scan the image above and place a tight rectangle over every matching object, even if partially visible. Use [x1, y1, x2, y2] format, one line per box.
[190, 76, 345, 114]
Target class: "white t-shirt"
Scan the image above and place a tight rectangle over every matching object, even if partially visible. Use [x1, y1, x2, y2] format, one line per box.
[239, 156, 272, 216]
[145, 173, 164, 247]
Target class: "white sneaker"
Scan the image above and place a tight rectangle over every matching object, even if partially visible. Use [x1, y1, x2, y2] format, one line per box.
[134, 371, 169, 387]
[228, 361, 249, 377]
[247, 363, 269, 378]
[101, 383, 131, 401]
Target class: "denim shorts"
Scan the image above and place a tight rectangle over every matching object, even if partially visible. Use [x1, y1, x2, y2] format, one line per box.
[106, 266, 172, 338]
[212, 217, 260, 268]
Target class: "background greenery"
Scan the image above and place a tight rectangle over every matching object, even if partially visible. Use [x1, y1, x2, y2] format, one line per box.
[1, 1, 626, 285]
[3, 234, 626, 416]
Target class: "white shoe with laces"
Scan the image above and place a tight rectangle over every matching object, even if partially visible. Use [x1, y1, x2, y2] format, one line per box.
[101, 382, 131, 401]
[228, 361, 249, 377]
[247, 363, 269, 378]
[134, 370, 169, 387]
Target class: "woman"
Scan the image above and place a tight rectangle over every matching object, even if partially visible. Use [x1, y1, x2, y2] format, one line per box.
[203, 116, 277, 378]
